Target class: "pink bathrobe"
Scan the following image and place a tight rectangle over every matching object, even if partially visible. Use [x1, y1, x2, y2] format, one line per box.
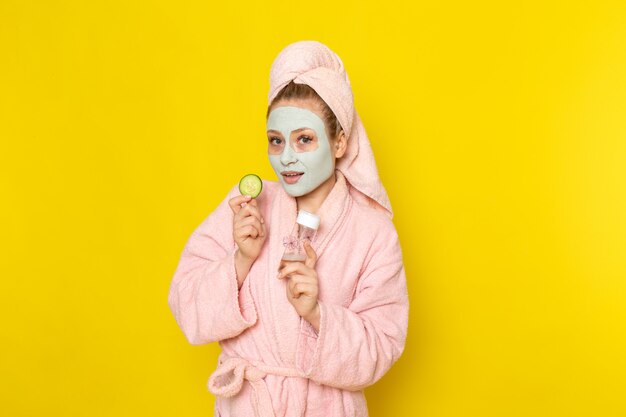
[168, 170, 409, 417]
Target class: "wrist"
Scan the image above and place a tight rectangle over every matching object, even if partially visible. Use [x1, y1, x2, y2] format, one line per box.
[235, 249, 254, 267]
[234, 249, 254, 288]
[303, 303, 321, 331]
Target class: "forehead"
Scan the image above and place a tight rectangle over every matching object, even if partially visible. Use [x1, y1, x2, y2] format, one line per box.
[266, 106, 326, 134]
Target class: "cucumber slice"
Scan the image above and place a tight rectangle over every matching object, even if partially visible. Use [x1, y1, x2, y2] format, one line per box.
[239, 174, 263, 198]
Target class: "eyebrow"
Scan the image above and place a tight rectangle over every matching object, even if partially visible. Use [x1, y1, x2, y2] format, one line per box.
[267, 127, 312, 134]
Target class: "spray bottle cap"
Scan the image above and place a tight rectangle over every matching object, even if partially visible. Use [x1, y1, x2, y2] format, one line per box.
[296, 210, 320, 230]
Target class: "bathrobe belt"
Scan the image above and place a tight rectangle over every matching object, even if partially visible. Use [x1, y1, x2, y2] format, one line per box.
[208, 355, 306, 417]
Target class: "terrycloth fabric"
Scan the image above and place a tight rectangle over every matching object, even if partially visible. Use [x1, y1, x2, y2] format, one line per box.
[168, 171, 409, 417]
[268, 40, 393, 218]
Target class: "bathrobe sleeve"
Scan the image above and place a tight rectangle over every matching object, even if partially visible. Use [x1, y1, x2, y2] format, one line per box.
[295, 216, 409, 391]
[167, 185, 258, 345]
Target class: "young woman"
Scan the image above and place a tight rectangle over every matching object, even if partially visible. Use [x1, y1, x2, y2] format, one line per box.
[168, 40, 409, 417]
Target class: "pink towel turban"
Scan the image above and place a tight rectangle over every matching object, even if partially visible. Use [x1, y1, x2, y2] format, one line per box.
[267, 40, 393, 218]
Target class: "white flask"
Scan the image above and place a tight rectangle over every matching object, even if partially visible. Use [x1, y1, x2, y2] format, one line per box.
[281, 210, 320, 262]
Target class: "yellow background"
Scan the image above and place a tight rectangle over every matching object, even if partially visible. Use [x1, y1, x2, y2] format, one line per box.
[1, 1, 625, 416]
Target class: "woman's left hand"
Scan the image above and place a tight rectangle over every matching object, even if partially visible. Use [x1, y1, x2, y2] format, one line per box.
[277, 240, 320, 328]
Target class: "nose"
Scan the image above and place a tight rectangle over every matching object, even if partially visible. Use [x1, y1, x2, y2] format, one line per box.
[279, 143, 298, 166]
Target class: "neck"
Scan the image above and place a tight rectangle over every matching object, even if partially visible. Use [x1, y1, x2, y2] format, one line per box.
[296, 171, 337, 213]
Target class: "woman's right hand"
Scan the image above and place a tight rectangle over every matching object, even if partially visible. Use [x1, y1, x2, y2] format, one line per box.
[228, 195, 267, 264]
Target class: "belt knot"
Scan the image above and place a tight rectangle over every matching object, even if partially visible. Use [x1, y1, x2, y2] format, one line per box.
[208, 356, 304, 417]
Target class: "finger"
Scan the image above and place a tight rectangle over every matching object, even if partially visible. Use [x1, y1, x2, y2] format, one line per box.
[235, 224, 259, 239]
[289, 280, 316, 299]
[236, 201, 265, 225]
[283, 272, 317, 285]
[229, 195, 252, 214]
[237, 224, 263, 239]
[304, 240, 317, 268]
[236, 225, 259, 240]
[277, 262, 308, 279]
[278, 258, 290, 270]
[236, 216, 264, 237]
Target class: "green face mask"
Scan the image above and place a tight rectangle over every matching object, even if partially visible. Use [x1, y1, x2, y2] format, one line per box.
[267, 106, 334, 197]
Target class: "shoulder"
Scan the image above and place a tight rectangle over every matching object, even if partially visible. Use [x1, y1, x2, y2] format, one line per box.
[349, 197, 398, 238]
[348, 197, 403, 265]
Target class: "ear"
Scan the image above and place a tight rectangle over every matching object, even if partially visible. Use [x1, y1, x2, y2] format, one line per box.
[334, 130, 348, 158]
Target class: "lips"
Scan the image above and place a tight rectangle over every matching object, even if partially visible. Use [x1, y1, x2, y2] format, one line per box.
[281, 171, 304, 185]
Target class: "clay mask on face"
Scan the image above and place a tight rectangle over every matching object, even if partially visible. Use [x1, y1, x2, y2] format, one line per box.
[267, 106, 334, 197]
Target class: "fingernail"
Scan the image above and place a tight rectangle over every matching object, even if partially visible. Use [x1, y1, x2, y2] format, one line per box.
[261, 218, 265, 224]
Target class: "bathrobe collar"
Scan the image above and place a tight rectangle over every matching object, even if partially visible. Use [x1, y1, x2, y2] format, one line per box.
[266, 169, 353, 364]
[270, 169, 352, 267]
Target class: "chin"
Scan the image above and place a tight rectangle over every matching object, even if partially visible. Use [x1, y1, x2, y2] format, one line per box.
[280, 179, 312, 197]
[282, 185, 308, 197]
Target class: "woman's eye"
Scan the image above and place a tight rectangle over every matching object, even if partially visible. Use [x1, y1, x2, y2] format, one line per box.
[269, 137, 282, 145]
[298, 135, 312, 144]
